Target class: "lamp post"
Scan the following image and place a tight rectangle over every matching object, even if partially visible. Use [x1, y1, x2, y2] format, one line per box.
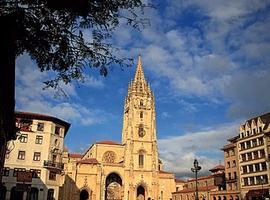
[191, 159, 202, 200]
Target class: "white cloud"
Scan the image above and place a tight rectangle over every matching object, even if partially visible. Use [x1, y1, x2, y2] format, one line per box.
[82, 75, 105, 89]
[15, 54, 110, 126]
[158, 123, 238, 177]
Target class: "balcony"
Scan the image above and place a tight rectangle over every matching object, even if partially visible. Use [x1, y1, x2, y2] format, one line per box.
[43, 160, 64, 172]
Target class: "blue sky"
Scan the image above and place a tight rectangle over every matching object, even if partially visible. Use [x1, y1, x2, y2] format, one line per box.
[15, 0, 270, 178]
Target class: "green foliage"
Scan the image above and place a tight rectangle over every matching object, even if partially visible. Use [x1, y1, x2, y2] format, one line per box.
[0, 0, 150, 88]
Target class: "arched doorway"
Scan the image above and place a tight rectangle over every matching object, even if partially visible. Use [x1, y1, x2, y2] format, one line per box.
[10, 186, 24, 200]
[105, 173, 122, 200]
[136, 185, 145, 200]
[80, 189, 89, 200]
[27, 187, 39, 200]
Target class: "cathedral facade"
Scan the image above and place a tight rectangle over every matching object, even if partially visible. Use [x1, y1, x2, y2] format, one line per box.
[60, 57, 176, 200]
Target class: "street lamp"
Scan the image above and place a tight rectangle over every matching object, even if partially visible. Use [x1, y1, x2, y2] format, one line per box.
[191, 159, 202, 200]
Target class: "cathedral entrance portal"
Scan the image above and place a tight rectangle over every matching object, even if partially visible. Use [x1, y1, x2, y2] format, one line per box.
[105, 173, 122, 200]
[136, 186, 145, 200]
[80, 189, 89, 200]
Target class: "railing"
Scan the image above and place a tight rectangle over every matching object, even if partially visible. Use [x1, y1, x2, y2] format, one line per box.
[43, 160, 64, 171]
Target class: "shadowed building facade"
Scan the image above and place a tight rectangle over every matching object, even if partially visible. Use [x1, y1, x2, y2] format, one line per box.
[2, 112, 70, 200]
[60, 57, 176, 200]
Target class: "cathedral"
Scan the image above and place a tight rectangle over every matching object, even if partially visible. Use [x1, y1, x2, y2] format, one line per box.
[60, 57, 176, 200]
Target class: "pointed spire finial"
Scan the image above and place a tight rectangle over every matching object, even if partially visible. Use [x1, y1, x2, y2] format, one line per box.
[134, 55, 145, 83]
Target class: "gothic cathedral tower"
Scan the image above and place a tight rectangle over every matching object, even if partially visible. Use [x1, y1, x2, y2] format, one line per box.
[122, 56, 160, 199]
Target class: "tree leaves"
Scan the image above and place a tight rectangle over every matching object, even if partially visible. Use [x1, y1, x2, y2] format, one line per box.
[0, 0, 150, 89]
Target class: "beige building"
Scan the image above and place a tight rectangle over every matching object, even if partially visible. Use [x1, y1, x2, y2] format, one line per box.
[218, 136, 240, 200]
[237, 113, 270, 200]
[60, 57, 176, 200]
[2, 112, 70, 200]
[172, 165, 226, 200]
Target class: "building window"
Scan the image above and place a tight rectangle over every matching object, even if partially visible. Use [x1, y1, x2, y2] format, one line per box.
[241, 154, 246, 162]
[140, 100, 143, 106]
[49, 171, 56, 180]
[139, 154, 144, 168]
[253, 151, 258, 159]
[253, 128, 256, 134]
[247, 153, 252, 161]
[241, 132, 244, 138]
[258, 137, 264, 145]
[19, 134, 28, 143]
[227, 161, 230, 168]
[255, 163, 260, 171]
[140, 111, 143, 119]
[243, 166, 247, 174]
[246, 130, 250, 136]
[259, 127, 262, 133]
[230, 149, 235, 156]
[232, 160, 236, 167]
[244, 177, 248, 186]
[19, 119, 32, 131]
[55, 126, 61, 135]
[35, 136, 43, 144]
[260, 149, 265, 158]
[18, 151, 25, 160]
[37, 122, 44, 131]
[240, 143, 245, 150]
[248, 165, 253, 173]
[33, 152, 41, 161]
[261, 162, 267, 171]
[30, 169, 41, 178]
[228, 172, 231, 180]
[246, 141, 251, 148]
[2, 167, 10, 176]
[252, 139, 257, 147]
[262, 175, 268, 184]
[250, 177, 255, 185]
[13, 168, 26, 177]
[234, 172, 237, 179]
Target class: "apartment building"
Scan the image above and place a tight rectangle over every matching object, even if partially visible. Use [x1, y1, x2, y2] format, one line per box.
[237, 113, 270, 200]
[2, 111, 70, 200]
[219, 136, 240, 200]
[172, 165, 225, 200]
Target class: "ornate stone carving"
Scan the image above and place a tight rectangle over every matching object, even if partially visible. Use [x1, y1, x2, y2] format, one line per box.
[102, 151, 116, 163]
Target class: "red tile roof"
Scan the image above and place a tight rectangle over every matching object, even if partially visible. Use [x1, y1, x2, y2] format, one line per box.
[69, 153, 83, 158]
[188, 175, 214, 182]
[175, 178, 186, 183]
[209, 165, 225, 172]
[15, 111, 71, 135]
[96, 140, 121, 145]
[221, 143, 235, 150]
[77, 158, 99, 164]
[172, 185, 216, 194]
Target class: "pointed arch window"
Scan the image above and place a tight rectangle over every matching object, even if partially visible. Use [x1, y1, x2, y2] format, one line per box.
[139, 154, 144, 168]
[138, 150, 145, 168]
[140, 100, 143, 106]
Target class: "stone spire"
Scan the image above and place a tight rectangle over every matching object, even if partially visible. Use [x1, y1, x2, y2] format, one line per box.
[129, 56, 151, 96]
[134, 55, 146, 84]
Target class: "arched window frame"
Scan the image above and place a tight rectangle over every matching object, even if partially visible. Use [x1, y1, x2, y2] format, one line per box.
[138, 149, 145, 168]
